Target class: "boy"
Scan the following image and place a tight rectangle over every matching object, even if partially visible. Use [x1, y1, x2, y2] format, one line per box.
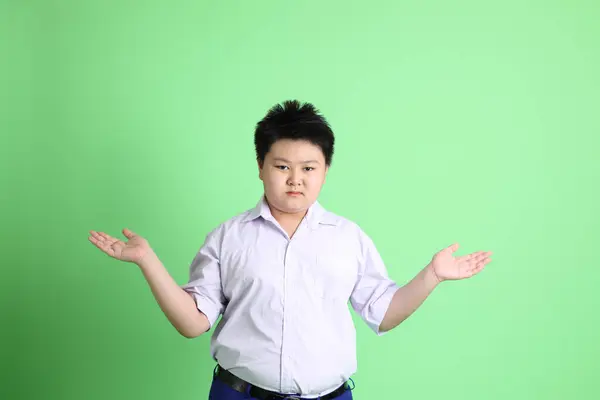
[89, 100, 492, 399]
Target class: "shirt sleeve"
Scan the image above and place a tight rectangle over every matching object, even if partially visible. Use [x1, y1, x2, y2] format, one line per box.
[180, 227, 226, 330]
[349, 229, 400, 336]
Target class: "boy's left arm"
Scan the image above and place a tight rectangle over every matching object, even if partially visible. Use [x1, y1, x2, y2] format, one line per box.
[379, 243, 492, 333]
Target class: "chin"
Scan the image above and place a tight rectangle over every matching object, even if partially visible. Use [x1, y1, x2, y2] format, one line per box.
[266, 193, 311, 212]
[279, 199, 308, 213]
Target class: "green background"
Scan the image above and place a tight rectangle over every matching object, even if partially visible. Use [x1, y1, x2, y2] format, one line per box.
[2, 1, 599, 399]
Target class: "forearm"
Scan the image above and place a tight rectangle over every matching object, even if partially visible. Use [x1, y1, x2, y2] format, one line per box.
[379, 263, 440, 332]
[136, 251, 210, 338]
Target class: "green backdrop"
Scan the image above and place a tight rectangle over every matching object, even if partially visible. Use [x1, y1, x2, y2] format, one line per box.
[2, 1, 599, 399]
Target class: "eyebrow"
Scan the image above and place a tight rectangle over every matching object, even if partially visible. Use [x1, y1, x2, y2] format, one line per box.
[273, 157, 321, 164]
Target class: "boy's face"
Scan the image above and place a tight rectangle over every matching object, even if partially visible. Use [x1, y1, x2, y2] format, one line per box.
[259, 139, 329, 217]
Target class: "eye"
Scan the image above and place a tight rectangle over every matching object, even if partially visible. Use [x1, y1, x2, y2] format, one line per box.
[276, 165, 289, 170]
[304, 167, 315, 171]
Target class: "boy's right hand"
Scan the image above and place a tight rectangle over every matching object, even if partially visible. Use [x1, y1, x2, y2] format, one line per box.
[88, 228, 151, 264]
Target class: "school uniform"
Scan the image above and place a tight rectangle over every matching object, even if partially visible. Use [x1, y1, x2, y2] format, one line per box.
[181, 196, 399, 399]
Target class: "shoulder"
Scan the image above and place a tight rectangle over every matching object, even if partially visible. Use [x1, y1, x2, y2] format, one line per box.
[319, 207, 380, 251]
[320, 208, 360, 231]
[209, 206, 256, 234]
[196, 206, 257, 249]
[317, 208, 373, 244]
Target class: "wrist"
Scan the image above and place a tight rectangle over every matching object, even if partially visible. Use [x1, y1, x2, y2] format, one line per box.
[136, 249, 159, 270]
[426, 263, 443, 285]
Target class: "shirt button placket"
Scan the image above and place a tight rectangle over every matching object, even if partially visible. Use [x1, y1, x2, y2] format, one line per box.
[280, 240, 293, 392]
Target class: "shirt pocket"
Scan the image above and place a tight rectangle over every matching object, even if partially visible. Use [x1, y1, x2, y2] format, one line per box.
[313, 238, 359, 302]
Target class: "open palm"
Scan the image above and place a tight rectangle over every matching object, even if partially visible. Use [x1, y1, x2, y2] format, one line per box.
[430, 243, 492, 282]
[88, 228, 150, 263]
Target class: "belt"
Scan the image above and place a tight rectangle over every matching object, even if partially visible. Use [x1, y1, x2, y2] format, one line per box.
[214, 365, 350, 400]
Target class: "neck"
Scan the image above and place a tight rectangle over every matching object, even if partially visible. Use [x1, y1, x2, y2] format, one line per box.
[270, 206, 306, 225]
[264, 197, 307, 226]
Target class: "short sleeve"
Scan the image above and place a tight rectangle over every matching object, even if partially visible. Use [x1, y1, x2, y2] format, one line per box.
[350, 230, 400, 336]
[180, 227, 226, 330]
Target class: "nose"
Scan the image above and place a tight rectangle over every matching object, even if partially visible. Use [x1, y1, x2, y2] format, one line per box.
[287, 169, 302, 186]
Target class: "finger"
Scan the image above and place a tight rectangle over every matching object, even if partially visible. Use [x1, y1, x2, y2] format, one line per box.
[468, 265, 484, 277]
[474, 252, 491, 262]
[444, 243, 459, 254]
[88, 235, 115, 256]
[98, 232, 113, 241]
[123, 228, 137, 239]
[471, 254, 491, 267]
[468, 258, 491, 275]
[90, 231, 110, 246]
[457, 254, 472, 262]
[457, 252, 480, 263]
[98, 232, 120, 245]
[478, 253, 493, 265]
[462, 254, 490, 271]
[90, 230, 104, 241]
[460, 251, 491, 263]
[88, 235, 100, 246]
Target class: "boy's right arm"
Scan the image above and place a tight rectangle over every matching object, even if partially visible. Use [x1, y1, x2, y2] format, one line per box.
[136, 250, 210, 338]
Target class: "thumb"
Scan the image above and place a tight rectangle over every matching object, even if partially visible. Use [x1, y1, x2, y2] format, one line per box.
[122, 228, 137, 239]
[446, 243, 459, 253]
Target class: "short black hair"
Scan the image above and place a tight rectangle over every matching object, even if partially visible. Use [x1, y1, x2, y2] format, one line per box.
[254, 99, 335, 166]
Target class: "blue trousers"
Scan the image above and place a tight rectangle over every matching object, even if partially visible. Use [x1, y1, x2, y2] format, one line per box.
[208, 373, 354, 400]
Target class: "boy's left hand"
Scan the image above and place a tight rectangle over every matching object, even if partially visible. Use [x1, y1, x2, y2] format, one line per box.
[429, 243, 492, 282]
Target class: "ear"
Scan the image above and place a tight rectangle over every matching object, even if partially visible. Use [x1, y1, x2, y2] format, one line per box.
[257, 160, 264, 180]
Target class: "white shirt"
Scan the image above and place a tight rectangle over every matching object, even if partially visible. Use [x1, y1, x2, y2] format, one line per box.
[181, 196, 400, 397]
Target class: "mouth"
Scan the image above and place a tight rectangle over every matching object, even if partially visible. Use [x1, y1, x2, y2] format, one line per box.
[286, 191, 303, 196]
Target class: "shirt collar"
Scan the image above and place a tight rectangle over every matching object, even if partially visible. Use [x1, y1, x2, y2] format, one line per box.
[242, 195, 336, 229]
